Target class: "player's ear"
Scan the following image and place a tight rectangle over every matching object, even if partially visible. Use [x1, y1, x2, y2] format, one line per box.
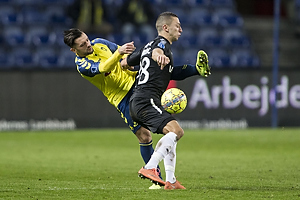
[163, 24, 169, 32]
[70, 48, 76, 53]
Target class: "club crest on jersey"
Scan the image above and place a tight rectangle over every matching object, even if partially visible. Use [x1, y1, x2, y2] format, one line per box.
[100, 47, 107, 51]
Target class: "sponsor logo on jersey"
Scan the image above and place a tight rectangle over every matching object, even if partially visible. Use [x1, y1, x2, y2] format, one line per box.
[169, 65, 173, 73]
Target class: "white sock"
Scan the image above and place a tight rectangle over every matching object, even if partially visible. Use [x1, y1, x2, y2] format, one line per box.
[164, 143, 177, 183]
[145, 132, 177, 169]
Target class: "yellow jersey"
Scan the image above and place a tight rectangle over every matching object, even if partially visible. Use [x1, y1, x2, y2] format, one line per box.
[75, 38, 137, 108]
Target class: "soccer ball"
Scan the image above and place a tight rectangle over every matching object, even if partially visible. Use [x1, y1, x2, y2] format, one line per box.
[161, 88, 187, 114]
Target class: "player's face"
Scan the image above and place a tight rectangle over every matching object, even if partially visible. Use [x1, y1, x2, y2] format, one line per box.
[168, 17, 182, 42]
[72, 33, 94, 57]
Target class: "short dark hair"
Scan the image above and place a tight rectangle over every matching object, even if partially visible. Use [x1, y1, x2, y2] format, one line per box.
[156, 12, 178, 32]
[158, 11, 178, 19]
[63, 28, 83, 48]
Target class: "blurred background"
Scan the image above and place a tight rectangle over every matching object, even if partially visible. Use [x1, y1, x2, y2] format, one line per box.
[0, 0, 300, 131]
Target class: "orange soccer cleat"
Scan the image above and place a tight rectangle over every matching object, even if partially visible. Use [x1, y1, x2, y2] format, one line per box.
[164, 181, 186, 190]
[138, 167, 165, 186]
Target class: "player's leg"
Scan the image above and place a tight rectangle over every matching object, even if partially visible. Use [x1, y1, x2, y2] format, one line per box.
[117, 91, 158, 173]
[142, 120, 185, 189]
[139, 130, 178, 186]
[135, 127, 164, 189]
[162, 120, 184, 139]
[135, 126, 153, 162]
[131, 98, 182, 187]
[162, 120, 185, 189]
[144, 120, 183, 169]
[164, 142, 176, 184]
[135, 126, 163, 181]
[163, 142, 185, 190]
[118, 95, 163, 187]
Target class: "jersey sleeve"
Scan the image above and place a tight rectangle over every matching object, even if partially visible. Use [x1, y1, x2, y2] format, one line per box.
[76, 57, 100, 77]
[93, 38, 124, 73]
[127, 48, 143, 66]
[92, 38, 118, 53]
[99, 50, 123, 73]
[92, 38, 129, 60]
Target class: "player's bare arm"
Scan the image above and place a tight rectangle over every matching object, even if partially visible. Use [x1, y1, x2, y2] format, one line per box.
[152, 48, 170, 70]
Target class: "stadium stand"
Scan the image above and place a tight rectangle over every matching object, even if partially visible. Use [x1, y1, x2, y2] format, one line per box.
[189, 8, 215, 27]
[0, 0, 260, 69]
[230, 48, 260, 68]
[11, 47, 37, 68]
[0, 49, 14, 68]
[210, 0, 235, 8]
[57, 48, 77, 68]
[0, 6, 23, 25]
[27, 26, 57, 47]
[197, 27, 223, 48]
[4, 26, 27, 46]
[222, 28, 251, 48]
[35, 47, 60, 69]
[207, 48, 231, 68]
[22, 6, 49, 25]
[212, 8, 244, 28]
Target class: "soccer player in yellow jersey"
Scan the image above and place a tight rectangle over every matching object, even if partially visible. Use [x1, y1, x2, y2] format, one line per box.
[63, 28, 209, 189]
[64, 28, 164, 189]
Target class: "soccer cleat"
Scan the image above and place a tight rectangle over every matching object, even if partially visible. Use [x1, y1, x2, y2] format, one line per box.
[164, 181, 186, 190]
[138, 167, 165, 186]
[196, 50, 211, 77]
[149, 183, 163, 189]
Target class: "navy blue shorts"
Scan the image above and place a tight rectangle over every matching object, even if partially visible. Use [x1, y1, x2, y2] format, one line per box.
[117, 87, 141, 134]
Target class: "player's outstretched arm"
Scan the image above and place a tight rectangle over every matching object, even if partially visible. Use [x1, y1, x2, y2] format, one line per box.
[118, 41, 136, 55]
[152, 48, 170, 70]
[196, 50, 211, 77]
[99, 42, 136, 73]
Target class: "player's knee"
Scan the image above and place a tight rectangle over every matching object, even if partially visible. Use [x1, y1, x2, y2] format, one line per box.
[135, 127, 152, 143]
[175, 128, 184, 140]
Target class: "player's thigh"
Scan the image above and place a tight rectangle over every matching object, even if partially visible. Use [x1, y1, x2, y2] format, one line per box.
[163, 120, 184, 140]
[131, 97, 178, 134]
[140, 108, 175, 134]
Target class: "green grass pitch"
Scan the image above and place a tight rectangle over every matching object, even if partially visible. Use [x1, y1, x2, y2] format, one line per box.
[0, 128, 299, 199]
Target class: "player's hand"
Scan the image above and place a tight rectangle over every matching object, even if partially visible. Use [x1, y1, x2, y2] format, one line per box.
[118, 41, 136, 55]
[157, 55, 170, 70]
[120, 58, 134, 70]
[196, 50, 211, 77]
[152, 48, 170, 70]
